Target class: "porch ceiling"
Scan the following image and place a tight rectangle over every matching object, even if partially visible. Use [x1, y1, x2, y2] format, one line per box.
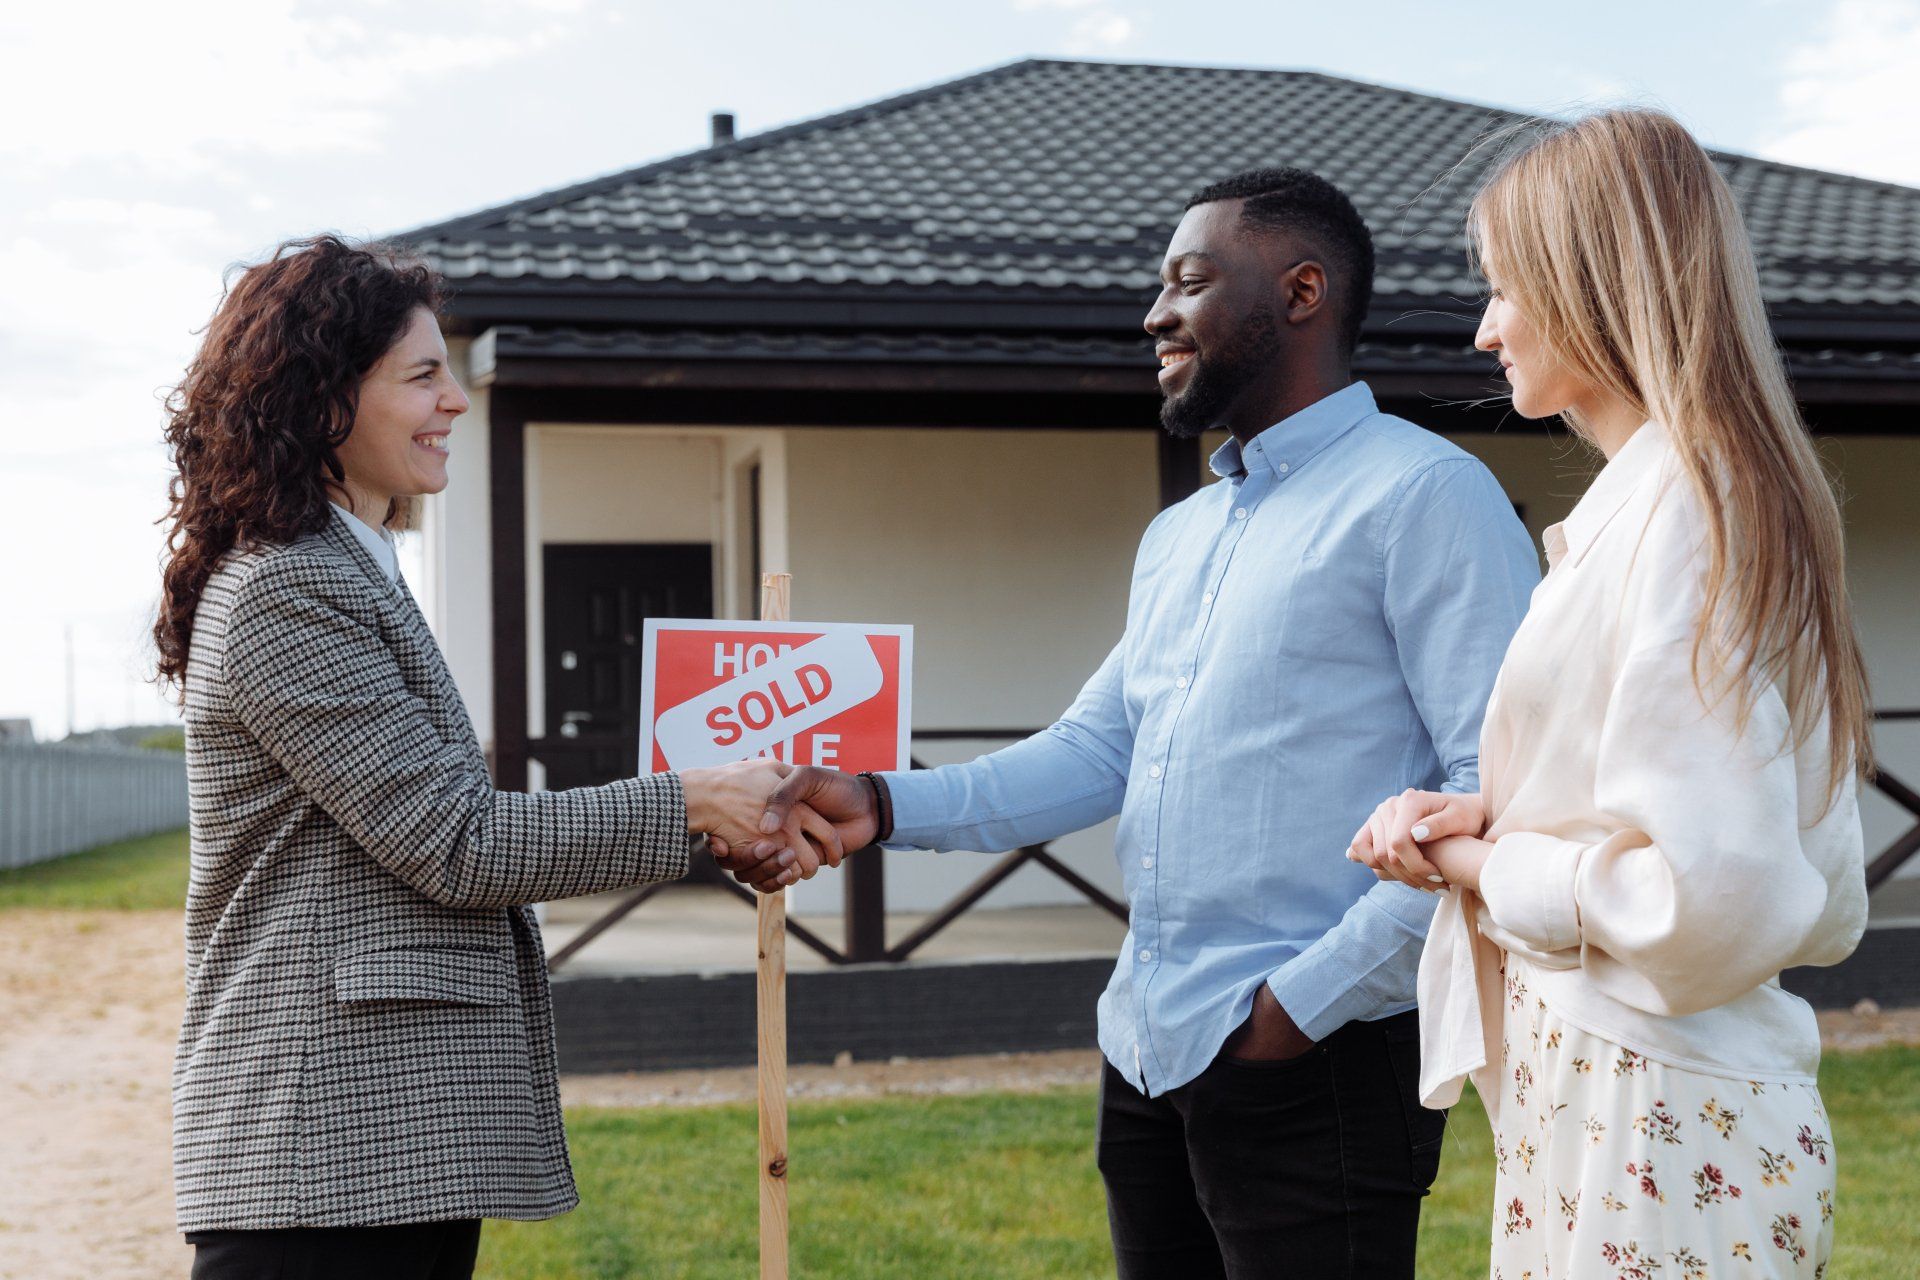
[470, 324, 1920, 408]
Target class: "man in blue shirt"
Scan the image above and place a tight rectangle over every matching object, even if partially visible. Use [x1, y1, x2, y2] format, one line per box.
[722, 168, 1538, 1278]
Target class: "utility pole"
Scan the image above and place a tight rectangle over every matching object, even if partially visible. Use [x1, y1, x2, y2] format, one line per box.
[64, 624, 76, 741]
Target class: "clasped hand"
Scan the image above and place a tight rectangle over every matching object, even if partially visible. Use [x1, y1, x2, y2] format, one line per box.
[1346, 789, 1495, 893]
[683, 761, 881, 894]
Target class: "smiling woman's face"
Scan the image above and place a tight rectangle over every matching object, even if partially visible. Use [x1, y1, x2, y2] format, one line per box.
[1473, 251, 1587, 421]
[333, 306, 470, 516]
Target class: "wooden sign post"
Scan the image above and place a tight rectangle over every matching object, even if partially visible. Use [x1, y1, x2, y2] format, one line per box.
[757, 571, 791, 1280]
[631, 583, 913, 1280]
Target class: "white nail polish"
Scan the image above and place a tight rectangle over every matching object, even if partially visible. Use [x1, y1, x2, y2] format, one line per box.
[1411, 824, 1431, 841]
[1427, 874, 1445, 883]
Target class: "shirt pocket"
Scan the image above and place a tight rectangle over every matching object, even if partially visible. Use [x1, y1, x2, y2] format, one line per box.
[334, 946, 515, 1006]
[1268, 551, 1382, 664]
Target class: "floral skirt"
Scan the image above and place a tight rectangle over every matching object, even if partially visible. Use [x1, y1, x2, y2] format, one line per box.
[1489, 959, 1835, 1280]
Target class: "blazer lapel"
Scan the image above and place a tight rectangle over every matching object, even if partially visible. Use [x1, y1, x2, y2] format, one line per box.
[319, 509, 403, 604]
[318, 510, 487, 767]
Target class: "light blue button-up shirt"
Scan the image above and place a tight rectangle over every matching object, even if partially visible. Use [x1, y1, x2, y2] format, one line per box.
[883, 382, 1540, 1095]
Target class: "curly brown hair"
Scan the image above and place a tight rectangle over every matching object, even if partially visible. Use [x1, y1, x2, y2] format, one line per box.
[154, 234, 444, 696]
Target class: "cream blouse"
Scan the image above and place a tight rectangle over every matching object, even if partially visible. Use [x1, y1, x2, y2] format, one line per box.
[1417, 422, 1867, 1116]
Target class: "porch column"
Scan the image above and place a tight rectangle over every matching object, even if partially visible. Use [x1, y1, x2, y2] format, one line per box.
[489, 391, 530, 791]
[1157, 430, 1200, 509]
[844, 848, 887, 962]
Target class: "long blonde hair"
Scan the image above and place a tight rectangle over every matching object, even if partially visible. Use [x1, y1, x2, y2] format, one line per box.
[1469, 108, 1872, 799]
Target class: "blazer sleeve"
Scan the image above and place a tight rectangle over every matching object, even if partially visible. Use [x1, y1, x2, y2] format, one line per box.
[222, 554, 690, 907]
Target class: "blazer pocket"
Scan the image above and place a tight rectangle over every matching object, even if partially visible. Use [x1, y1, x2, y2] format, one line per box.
[334, 947, 515, 1006]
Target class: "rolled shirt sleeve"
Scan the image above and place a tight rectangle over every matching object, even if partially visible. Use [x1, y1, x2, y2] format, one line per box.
[883, 639, 1132, 853]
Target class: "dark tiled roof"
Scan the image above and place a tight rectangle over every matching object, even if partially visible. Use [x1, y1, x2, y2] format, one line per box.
[403, 59, 1920, 317]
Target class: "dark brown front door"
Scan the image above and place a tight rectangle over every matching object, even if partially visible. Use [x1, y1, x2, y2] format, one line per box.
[540, 543, 713, 790]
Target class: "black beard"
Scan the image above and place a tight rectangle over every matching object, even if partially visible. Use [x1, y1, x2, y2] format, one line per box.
[1158, 302, 1282, 438]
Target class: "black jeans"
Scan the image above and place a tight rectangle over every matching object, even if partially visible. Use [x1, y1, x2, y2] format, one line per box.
[1097, 1009, 1445, 1280]
[186, 1219, 481, 1280]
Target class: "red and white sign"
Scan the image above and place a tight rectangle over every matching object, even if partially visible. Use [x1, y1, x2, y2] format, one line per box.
[638, 619, 913, 773]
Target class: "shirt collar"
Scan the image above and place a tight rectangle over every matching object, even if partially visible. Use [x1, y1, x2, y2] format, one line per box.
[329, 502, 399, 582]
[1543, 421, 1671, 569]
[1206, 381, 1378, 481]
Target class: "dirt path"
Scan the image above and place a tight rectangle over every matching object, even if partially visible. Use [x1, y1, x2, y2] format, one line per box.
[0, 910, 189, 1280]
[4, 908, 1918, 1279]
[562, 1048, 1107, 1109]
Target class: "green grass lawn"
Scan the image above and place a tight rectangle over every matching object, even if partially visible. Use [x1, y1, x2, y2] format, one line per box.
[481, 1046, 1920, 1280]
[0, 826, 189, 909]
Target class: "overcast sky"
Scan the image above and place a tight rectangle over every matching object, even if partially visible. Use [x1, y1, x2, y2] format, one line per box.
[2, 0, 1916, 739]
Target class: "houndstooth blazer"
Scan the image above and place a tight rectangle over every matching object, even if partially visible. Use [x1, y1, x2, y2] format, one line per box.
[174, 509, 689, 1232]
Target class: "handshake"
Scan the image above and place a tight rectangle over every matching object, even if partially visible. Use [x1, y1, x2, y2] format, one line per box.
[680, 760, 883, 893]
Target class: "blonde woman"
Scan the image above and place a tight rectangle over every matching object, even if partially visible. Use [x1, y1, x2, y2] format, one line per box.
[1350, 110, 1870, 1278]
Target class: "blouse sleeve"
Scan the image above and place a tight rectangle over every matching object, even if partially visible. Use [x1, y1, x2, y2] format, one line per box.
[1477, 632, 1866, 1017]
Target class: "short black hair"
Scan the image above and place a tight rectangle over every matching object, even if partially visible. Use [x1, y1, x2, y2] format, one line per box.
[1184, 167, 1376, 358]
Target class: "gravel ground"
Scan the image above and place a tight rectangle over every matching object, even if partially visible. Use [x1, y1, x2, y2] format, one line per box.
[0, 911, 188, 1280]
[4, 907, 1917, 1279]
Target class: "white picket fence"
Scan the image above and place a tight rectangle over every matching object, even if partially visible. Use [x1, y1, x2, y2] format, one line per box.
[0, 742, 189, 869]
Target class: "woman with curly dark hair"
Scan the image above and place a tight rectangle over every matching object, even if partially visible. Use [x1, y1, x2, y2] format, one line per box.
[157, 235, 833, 1279]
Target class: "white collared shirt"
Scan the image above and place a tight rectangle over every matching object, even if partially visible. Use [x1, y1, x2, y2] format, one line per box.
[329, 502, 399, 582]
[1418, 422, 1867, 1114]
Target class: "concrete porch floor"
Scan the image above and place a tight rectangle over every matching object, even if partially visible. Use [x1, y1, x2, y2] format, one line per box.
[1870, 875, 1920, 927]
[539, 882, 1131, 976]
[538, 875, 1920, 978]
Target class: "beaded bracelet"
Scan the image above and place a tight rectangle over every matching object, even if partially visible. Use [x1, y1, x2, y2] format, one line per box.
[856, 771, 894, 843]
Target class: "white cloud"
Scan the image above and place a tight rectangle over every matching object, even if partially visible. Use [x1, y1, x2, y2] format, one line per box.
[0, 1, 580, 178]
[1010, 0, 1137, 53]
[0, 0, 607, 738]
[1067, 12, 1135, 52]
[1762, 0, 1920, 184]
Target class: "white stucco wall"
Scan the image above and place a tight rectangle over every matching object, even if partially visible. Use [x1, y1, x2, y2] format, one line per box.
[1821, 437, 1920, 876]
[781, 427, 1159, 916]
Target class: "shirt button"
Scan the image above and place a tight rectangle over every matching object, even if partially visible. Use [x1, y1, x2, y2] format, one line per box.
[1202, 591, 1214, 605]
[1139, 949, 1152, 963]
[1278, 462, 1290, 474]
[1175, 674, 1189, 689]
[1148, 763, 1163, 779]
[1233, 507, 1248, 520]
[1141, 856, 1154, 869]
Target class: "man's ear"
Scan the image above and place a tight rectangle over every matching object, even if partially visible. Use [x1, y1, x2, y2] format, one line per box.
[1282, 260, 1329, 326]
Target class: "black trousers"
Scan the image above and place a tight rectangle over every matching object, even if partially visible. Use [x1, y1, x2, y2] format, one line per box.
[1097, 1009, 1446, 1280]
[186, 1219, 481, 1280]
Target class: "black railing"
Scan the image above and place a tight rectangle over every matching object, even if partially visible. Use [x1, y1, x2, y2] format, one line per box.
[1867, 708, 1920, 891]
[547, 728, 1125, 972]
[546, 710, 1920, 973]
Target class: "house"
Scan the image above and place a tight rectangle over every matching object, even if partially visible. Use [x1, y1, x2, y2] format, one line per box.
[395, 58, 1920, 933]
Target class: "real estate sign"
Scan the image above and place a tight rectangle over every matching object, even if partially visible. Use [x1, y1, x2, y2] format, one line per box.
[638, 619, 912, 774]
